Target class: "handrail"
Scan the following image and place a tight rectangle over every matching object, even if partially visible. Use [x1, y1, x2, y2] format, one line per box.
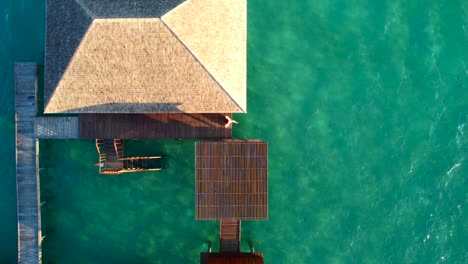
[114, 139, 124, 159]
[95, 138, 162, 175]
[118, 156, 162, 160]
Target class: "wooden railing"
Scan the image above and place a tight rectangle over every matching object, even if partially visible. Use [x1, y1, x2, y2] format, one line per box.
[95, 139, 162, 175]
[114, 139, 124, 159]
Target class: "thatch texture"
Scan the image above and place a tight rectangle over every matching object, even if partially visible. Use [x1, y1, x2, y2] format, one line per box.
[163, 0, 247, 112]
[45, 0, 93, 106]
[45, 19, 241, 113]
[79, 0, 186, 18]
[45, 0, 247, 114]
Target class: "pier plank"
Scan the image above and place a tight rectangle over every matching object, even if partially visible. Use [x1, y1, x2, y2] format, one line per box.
[15, 63, 42, 264]
[79, 113, 232, 139]
[35, 116, 79, 139]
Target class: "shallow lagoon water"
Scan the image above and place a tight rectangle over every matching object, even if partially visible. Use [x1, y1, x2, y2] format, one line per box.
[1, 0, 467, 263]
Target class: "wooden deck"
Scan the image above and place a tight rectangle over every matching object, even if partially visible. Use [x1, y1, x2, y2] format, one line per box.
[79, 113, 232, 139]
[33, 113, 231, 139]
[35, 116, 79, 139]
[195, 141, 268, 220]
[200, 253, 264, 264]
[15, 63, 42, 264]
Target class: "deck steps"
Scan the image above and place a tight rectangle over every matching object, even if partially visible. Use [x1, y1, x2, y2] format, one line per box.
[220, 220, 241, 253]
[95, 139, 162, 174]
[114, 139, 124, 159]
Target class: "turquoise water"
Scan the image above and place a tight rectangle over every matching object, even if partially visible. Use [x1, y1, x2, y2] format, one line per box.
[1, 0, 467, 263]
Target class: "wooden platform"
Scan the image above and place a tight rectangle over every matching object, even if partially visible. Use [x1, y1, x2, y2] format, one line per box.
[200, 253, 264, 264]
[79, 113, 232, 139]
[35, 116, 79, 139]
[15, 63, 42, 263]
[33, 113, 231, 140]
[196, 140, 268, 220]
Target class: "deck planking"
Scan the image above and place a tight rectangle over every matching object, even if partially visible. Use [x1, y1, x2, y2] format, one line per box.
[79, 113, 232, 139]
[15, 63, 42, 264]
[35, 116, 79, 139]
[200, 253, 264, 264]
[195, 141, 268, 220]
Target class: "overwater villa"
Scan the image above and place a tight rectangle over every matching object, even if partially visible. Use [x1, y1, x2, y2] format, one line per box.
[15, 0, 267, 263]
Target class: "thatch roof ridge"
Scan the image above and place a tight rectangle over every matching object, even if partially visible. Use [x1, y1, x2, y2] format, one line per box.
[162, 0, 247, 112]
[75, 0, 95, 18]
[76, 0, 187, 18]
[45, 0, 247, 114]
[45, 18, 242, 113]
[45, 0, 94, 106]
[160, 19, 245, 112]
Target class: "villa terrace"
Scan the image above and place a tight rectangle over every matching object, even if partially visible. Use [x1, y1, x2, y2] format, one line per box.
[15, 1, 267, 263]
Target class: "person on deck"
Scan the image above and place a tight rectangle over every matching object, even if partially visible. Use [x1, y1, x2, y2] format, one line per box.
[224, 115, 238, 128]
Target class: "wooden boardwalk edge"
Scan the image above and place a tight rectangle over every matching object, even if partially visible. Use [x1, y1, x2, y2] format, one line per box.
[15, 63, 42, 264]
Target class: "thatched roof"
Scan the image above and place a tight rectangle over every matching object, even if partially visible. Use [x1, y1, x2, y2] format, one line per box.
[45, 0, 246, 113]
[78, 0, 186, 18]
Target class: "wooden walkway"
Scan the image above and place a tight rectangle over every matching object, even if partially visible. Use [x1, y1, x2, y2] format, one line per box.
[79, 113, 232, 139]
[220, 220, 241, 253]
[15, 63, 42, 264]
[35, 116, 79, 139]
[33, 113, 231, 139]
